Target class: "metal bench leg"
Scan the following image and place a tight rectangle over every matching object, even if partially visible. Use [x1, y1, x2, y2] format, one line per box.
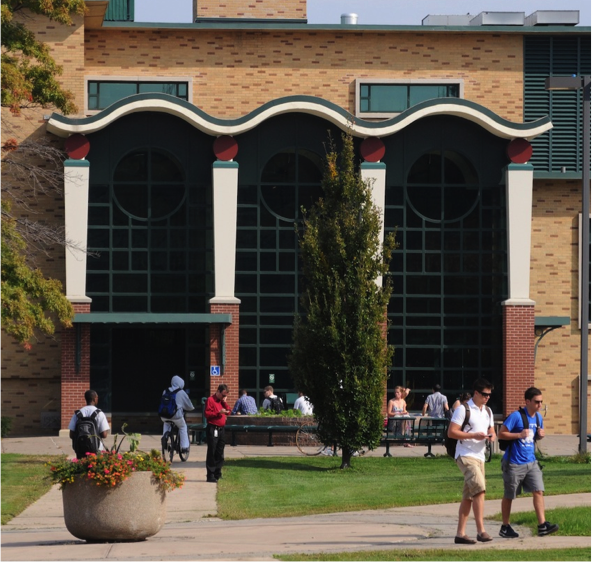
[268, 430, 274, 447]
[424, 443, 435, 458]
[231, 430, 238, 447]
[384, 442, 392, 457]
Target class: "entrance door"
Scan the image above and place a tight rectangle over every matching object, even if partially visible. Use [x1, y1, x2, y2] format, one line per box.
[111, 327, 185, 412]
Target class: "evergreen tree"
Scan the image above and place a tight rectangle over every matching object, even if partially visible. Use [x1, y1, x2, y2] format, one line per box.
[289, 132, 397, 468]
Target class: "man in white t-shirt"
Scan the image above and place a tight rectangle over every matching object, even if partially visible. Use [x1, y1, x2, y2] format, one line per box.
[68, 389, 110, 457]
[293, 391, 313, 415]
[448, 378, 495, 545]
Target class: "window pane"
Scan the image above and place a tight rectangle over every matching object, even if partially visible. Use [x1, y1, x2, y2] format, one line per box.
[98, 83, 137, 109]
[370, 85, 407, 112]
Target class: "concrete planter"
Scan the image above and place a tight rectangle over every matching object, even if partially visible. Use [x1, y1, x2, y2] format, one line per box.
[62, 471, 167, 542]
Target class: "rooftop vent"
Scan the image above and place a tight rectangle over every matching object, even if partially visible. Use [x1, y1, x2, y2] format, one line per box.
[470, 12, 525, 26]
[525, 10, 579, 26]
[341, 13, 358, 25]
[422, 14, 474, 26]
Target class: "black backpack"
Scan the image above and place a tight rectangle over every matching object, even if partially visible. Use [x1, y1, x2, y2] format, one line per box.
[158, 389, 178, 419]
[267, 395, 284, 414]
[72, 409, 103, 459]
[445, 404, 493, 459]
[445, 404, 470, 458]
[499, 407, 541, 452]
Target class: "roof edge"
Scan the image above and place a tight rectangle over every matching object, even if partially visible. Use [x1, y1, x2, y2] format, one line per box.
[47, 94, 552, 140]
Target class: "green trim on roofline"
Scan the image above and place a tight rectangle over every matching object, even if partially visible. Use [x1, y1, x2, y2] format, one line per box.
[100, 20, 590, 33]
[47, 93, 551, 137]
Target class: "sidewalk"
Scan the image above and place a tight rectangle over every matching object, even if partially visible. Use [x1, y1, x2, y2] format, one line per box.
[1, 435, 590, 561]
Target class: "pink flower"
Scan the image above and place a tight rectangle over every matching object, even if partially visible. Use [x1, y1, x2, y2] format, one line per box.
[104, 469, 110, 474]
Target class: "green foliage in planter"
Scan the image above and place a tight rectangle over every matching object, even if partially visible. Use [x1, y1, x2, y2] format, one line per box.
[1, 416, 13, 438]
[255, 408, 304, 418]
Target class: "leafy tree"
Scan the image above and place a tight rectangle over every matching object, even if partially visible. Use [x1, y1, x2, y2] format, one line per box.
[1, 0, 86, 114]
[289, 132, 397, 468]
[1, 1, 84, 346]
[1, 201, 74, 349]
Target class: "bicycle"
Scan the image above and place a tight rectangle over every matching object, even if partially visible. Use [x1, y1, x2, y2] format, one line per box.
[161, 421, 190, 463]
[295, 421, 367, 457]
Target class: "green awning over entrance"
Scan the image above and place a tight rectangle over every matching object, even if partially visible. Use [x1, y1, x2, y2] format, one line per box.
[73, 313, 232, 324]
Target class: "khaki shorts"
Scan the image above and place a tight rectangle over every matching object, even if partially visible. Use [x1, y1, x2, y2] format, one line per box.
[456, 456, 486, 500]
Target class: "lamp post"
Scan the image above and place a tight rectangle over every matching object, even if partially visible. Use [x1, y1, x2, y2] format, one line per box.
[545, 75, 590, 454]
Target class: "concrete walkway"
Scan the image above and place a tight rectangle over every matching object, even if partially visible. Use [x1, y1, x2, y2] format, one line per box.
[1, 434, 590, 561]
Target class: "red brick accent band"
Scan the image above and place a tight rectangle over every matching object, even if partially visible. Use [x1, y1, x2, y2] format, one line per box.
[209, 302, 240, 409]
[60, 303, 91, 430]
[503, 304, 535, 416]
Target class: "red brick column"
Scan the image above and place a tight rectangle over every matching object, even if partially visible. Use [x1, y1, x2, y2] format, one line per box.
[209, 302, 240, 408]
[503, 303, 535, 416]
[60, 303, 91, 430]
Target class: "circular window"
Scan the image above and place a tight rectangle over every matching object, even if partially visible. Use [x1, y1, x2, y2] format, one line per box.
[406, 150, 479, 223]
[113, 150, 186, 220]
[260, 149, 323, 220]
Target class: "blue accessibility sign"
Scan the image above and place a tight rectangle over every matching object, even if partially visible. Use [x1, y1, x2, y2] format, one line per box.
[210, 366, 221, 376]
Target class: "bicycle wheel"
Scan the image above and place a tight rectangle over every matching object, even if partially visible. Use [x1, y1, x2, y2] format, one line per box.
[169, 429, 177, 463]
[161, 431, 171, 461]
[179, 441, 190, 462]
[296, 424, 324, 456]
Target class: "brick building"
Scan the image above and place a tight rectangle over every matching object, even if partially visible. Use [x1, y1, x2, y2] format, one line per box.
[1, 1, 590, 436]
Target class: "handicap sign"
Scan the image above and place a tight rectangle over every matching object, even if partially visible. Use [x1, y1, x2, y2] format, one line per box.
[210, 366, 221, 376]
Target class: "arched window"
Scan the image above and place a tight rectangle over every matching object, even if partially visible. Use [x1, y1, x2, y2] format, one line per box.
[235, 147, 323, 393]
[386, 148, 506, 405]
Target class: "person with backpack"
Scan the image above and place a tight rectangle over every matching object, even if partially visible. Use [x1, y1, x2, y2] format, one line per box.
[447, 378, 496, 545]
[68, 390, 110, 459]
[159, 375, 194, 456]
[497, 387, 559, 539]
[262, 386, 284, 414]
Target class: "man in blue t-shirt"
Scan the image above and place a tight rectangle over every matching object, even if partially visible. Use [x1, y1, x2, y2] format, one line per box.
[497, 387, 558, 539]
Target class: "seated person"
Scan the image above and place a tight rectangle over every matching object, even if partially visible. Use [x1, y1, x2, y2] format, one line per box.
[293, 391, 313, 415]
[231, 389, 258, 415]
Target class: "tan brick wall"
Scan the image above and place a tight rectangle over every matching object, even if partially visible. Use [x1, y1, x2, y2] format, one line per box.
[83, 30, 523, 121]
[197, 0, 306, 20]
[531, 179, 591, 434]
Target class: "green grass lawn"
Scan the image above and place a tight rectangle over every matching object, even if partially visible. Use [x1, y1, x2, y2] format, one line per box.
[489, 506, 591, 537]
[218, 454, 590, 520]
[275, 547, 592, 561]
[1, 454, 59, 524]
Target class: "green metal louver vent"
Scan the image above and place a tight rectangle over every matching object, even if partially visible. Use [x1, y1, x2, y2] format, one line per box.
[524, 36, 590, 177]
[105, 0, 134, 22]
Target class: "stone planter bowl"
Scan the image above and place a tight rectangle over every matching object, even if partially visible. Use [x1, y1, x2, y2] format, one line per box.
[62, 471, 167, 542]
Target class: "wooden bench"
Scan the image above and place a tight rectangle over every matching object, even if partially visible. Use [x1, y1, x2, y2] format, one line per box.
[381, 417, 449, 458]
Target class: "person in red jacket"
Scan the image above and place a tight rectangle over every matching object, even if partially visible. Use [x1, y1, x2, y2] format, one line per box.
[204, 384, 230, 483]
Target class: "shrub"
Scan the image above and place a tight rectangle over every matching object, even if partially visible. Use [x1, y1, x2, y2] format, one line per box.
[1, 416, 13, 438]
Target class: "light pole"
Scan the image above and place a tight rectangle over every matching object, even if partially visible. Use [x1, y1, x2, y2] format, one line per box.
[545, 75, 590, 454]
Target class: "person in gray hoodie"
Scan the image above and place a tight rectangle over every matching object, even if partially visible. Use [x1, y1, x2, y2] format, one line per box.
[160, 375, 195, 454]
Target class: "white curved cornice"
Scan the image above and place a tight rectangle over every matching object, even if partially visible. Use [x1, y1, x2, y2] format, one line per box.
[47, 94, 552, 140]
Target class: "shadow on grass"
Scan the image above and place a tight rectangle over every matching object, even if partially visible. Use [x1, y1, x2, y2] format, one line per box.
[226, 458, 340, 472]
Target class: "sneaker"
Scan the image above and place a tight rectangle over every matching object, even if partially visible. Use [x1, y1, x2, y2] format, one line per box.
[538, 522, 559, 536]
[499, 524, 519, 538]
[351, 450, 360, 457]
